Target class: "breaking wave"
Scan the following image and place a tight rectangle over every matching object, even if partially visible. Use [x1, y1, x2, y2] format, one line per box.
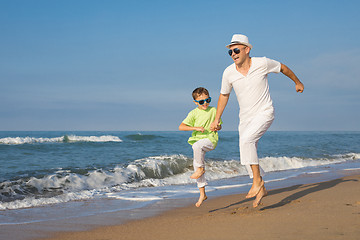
[0, 153, 358, 210]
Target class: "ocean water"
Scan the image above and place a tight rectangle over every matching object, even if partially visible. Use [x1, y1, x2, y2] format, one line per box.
[0, 131, 359, 226]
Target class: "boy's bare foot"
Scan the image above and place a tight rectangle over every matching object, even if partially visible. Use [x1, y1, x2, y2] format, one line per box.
[253, 186, 268, 208]
[246, 178, 264, 199]
[190, 167, 205, 179]
[195, 195, 207, 207]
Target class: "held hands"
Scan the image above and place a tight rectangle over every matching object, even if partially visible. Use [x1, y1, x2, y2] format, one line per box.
[210, 120, 221, 132]
[195, 124, 221, 133]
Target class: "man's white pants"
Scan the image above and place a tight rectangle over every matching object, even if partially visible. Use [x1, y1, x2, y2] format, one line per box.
[192, 138, 214, 188]
[239, 110, 274, 178]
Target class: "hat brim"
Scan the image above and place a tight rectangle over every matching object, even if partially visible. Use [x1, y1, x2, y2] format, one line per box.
[226, 42, 253, 49]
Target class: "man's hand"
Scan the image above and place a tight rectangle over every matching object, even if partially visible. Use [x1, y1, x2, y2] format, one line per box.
[281, 63, 304, 93]
[296, 82, 304, 93]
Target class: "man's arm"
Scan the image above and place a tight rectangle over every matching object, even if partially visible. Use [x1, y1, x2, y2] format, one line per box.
[210, 93, 230, 131]
[280, 63, 304, 93]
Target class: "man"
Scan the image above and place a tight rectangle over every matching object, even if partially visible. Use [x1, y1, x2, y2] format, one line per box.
[210, 34, 304, 207]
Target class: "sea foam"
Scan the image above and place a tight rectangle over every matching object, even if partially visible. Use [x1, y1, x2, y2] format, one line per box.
[0, 135, 122, 145]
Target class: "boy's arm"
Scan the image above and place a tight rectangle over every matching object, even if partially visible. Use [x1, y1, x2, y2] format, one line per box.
[210, 93, 229, 131]
[179, 122, 205, 133]
[280, 63, 304, 93]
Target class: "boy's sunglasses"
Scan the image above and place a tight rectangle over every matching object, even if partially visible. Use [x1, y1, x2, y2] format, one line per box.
[228, 48, 241, 56]
[195, 97, 211, 105]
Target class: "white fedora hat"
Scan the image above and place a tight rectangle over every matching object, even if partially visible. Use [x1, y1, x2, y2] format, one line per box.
[226, 34, 253, 49]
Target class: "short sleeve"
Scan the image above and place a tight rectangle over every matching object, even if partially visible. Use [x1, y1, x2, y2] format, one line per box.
[182, 110, 195, 127]
[266, 58, 281, 74]
[220, 69, 232, 95]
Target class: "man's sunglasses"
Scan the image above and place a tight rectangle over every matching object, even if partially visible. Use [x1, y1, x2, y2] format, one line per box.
[195, 97, 211, 105]
[228, 48, 241, 56]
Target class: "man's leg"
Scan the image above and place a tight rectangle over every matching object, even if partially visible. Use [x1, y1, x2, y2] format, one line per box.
[246, 164, 264, 198]
[247, 165, 268, 207]
[253, 184, 268, 208]
[239, 111, 274, 200]
[245, 164, 265, 179]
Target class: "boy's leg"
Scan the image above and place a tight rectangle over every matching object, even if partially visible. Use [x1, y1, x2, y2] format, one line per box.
[191, 139, 213, 207]
[190, 167, 205, 179]
[195, 187, 207, 207]
[191, 139, 214, 179]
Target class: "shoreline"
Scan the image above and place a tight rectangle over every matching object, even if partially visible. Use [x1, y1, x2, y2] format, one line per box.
[40, 173, 360, 240]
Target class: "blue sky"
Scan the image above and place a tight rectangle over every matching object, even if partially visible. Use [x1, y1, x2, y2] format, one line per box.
[1, 0, 359, 131]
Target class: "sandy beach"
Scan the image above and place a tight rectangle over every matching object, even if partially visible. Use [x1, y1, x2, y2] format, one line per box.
[41, 174, 360, 240]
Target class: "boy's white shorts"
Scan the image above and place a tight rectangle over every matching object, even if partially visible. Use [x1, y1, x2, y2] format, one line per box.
[192, 138, 214, 188]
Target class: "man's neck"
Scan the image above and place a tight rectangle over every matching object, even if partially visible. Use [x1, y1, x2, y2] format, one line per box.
[235, 57, 251, 75]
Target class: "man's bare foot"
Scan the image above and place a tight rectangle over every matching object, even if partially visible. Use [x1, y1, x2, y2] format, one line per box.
[195, 195, 207, 207]
[253, 186, 268, 208]
[190, 167, 205, 179]
[246, 178, 264, 199]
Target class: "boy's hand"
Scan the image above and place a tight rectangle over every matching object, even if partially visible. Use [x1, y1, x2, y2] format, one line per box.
[195, 127, 205, 133]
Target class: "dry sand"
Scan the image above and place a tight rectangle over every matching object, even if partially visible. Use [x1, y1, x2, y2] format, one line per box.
[42, 174, 360, 240]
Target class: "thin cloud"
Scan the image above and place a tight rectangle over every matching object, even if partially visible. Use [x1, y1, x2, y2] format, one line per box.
[301, 49, 360, 90]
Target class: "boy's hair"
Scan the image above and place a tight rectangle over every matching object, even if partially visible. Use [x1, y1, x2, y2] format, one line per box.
[192, 87, 209, 100]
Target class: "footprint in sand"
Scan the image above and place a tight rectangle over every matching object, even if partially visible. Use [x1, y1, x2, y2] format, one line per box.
[345, 202, 360, 207]
[231, 206, 251, 215]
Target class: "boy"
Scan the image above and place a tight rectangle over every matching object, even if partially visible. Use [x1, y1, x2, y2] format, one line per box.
[179, 87, 222, 207]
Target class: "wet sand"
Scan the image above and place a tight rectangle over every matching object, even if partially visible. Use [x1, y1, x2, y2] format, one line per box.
[42, 174, 360, 240]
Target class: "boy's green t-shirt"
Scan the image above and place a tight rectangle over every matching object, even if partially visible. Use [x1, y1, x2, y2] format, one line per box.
[182, 106, 222, 148]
